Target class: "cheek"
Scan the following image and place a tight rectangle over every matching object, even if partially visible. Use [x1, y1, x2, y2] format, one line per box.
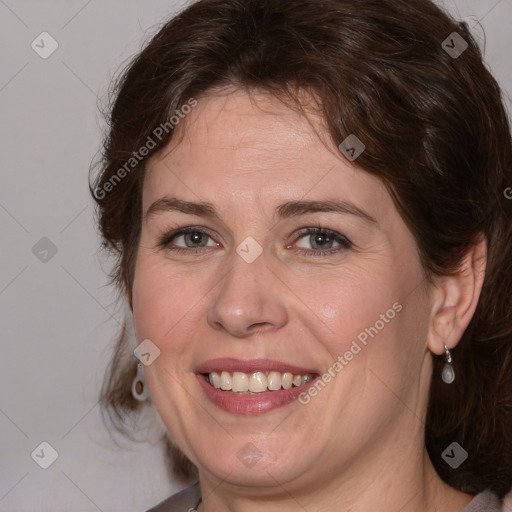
[131, 254, 217, 362]
[295, 268, 404, 355]
[297, 260, 426, 398]
[132, 258, 186, 344]
[132, 236, 424, 363]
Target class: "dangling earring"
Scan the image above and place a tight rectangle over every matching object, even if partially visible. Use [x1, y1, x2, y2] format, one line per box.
[441, 344, 455, 384]
[131, 362, 148, 401]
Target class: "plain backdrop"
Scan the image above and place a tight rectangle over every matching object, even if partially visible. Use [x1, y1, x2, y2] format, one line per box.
[0, 1, 511, 511]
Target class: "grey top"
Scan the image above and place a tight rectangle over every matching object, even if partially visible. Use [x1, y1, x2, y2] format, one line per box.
[146, 484, 504, 511]
[147, 483, 201, 512]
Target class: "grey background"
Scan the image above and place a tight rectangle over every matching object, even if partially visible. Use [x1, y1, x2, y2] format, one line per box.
[0, 1, 510, 511]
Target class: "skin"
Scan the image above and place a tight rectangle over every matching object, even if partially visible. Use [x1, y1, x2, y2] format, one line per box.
[131, 88, 486, 512]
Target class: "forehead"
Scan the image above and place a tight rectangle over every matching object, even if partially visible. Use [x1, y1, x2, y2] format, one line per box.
[143, 89, 391, 218]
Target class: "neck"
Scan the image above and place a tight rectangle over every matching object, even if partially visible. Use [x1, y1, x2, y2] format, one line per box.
[197, 454, 472, 512]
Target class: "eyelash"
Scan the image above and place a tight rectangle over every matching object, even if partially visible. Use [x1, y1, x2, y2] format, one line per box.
[157, 225, 353, 258]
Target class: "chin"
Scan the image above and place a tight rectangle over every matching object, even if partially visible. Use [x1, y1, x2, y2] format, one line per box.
[194, 438, 316, 488]
[199, 459, 302, 489]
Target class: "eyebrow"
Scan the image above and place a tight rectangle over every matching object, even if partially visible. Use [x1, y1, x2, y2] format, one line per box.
[144, 197, 377, 225]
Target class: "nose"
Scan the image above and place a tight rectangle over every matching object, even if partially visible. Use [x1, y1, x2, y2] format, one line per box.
[206, 249, 288, 338]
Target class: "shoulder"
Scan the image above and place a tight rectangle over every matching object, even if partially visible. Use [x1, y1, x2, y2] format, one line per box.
[146, 483, 201, 512]
[462, 489, 510, 512]
[502, 488, 512, 512]
[144, 485, 512, 512]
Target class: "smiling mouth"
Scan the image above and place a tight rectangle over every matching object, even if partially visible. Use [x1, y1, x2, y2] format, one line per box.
[202, 370, 316, 394]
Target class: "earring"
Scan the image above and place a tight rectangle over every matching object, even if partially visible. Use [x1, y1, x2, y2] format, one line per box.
[441, 344, 455, 384]
[131, 362, 149, 401]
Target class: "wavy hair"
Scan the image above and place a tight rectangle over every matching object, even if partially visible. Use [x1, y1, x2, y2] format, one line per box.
[90, 0, 512, 495]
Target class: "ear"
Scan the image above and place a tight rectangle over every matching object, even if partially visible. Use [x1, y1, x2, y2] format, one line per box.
[427, 235, 487, 355]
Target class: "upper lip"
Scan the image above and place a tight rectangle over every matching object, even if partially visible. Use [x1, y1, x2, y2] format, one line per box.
[196, 358, 318, 375]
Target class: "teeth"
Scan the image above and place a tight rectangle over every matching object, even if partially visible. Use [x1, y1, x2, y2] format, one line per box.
[302, 374, 313, 385]
[249, 372, 267, 392]
[281, 372, 293, 389]
[209, 372, 221, 388]
[207, 370, 315, 393]
[267, 371, 282, 390]
[232, 372, 249, 392]
[220, 371, 231, 390]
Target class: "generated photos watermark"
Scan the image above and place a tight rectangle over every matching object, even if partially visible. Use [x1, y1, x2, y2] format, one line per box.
[134, 338, 161, 366]
[93, 98, 198, 200]
[442, 442, 468, 469]
[441, 32, 468, 59]
[298, 301, 403, 404]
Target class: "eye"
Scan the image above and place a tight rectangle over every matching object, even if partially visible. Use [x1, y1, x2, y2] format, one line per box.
[158, 226, 220, 254]
[292, 227, 352, 257]
[157, 225, 352, 257]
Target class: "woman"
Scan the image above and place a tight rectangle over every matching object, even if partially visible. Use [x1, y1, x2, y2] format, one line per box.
[90, 0, 512, 510]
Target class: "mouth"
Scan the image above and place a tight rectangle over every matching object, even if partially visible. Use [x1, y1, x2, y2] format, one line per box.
[202, 370, 315, 394]
[195, 358, 319, 414]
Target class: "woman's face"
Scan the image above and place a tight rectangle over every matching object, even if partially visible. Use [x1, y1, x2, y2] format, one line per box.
[132, 89, 433, 491]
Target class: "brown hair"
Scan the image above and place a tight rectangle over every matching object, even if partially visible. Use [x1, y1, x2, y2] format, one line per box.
[90, 0, 512, 496]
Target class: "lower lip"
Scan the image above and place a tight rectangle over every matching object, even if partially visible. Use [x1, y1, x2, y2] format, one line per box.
[196, 374, 318, 415]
